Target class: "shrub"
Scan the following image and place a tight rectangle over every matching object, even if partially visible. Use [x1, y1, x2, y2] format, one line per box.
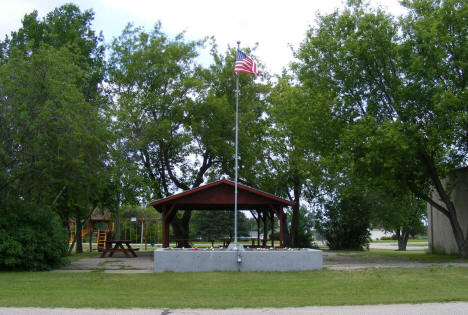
[315, 194, 370, 250]
[0, 202, 68, 271]
[292, 208, 315, 248]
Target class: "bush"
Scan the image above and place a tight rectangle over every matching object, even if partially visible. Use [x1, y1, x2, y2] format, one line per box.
[292, 208, 315, 248]
[0, 202, 68, 271]
[315, 194, 370, 250]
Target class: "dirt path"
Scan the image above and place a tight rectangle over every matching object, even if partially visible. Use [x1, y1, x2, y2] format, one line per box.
[53, 252, 154, 273]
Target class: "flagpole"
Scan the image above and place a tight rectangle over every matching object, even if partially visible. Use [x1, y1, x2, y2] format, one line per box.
[234, 41, 240, 249]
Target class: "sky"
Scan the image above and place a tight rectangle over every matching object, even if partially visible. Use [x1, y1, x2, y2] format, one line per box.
[1, 0, 407, 75]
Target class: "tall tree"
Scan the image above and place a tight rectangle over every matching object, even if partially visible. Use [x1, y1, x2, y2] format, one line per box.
[109, 28, 268, 244]
[264, 75, 330, 247]
[1, 4, 109, 254]
[296, 0, 467, 257]
[108, 24, 204, 244]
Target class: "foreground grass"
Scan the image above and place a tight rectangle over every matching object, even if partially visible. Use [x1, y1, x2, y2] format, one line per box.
[1, 267, 468, 308]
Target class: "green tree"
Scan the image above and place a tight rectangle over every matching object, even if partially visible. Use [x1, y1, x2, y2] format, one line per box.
[108, 24, 205, 245]
[263, 75, 324, 247]
[296, 0, 467, 257]
[0, 4, 110, 255]
[108, 27, 269, 245]
[0, 44, 108, 261]
[369, 187, 426, 250]
[1, 4, 105, 103]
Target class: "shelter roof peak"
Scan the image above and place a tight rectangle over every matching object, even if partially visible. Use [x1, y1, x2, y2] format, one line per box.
[149, 179, 294, 209]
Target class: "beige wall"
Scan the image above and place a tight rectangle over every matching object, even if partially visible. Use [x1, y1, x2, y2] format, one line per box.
[428, 168, 468, 254]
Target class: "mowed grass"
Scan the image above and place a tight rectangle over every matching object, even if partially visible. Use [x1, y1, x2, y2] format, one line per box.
[1, 267, 468, 308]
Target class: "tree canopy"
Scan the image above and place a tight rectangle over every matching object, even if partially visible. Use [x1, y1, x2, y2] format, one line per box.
[295, 0, 467, 256]
[2, 0, 466, 268]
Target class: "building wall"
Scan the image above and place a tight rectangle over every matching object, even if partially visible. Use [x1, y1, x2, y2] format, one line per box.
[428, 168, 468, 254]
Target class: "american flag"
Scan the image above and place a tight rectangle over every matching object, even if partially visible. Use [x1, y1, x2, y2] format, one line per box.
[234, 49, 261, 76]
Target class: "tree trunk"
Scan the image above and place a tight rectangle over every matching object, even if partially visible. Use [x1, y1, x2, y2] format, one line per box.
[76, 217, 83, 253]
[115, 199, 121, 241]
[263, 211, 267, 247]
[422, 153, 468, 258]
[280, 213, 291, 247]
[68, 238, 76, 255]
[170, 210, 192, 247]
[396, 228, 410, 251]
[290, 182, 301, 248]
[459, 243, 468, 259]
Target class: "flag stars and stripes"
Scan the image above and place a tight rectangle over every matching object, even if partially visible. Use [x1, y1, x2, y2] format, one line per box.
[234, 49, 261, 76]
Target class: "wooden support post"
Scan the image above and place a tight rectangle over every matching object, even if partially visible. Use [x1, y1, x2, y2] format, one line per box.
[162, 204, 176, 248]
[270, 212, 274, 247]
[278, 205, 285, 248]
[89, 222, 93, 252]
[257, 213, 260, 246]
[162, 206, 168, 248]
[262, 210, 267, 247]
[270, 204, 285, 248]
[250, 210, 260, 246]
[144, 219, 147, 250]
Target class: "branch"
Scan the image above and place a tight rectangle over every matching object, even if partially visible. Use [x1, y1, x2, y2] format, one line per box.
[50, 185, 67, 207]
[414, 188, 450, 219]
[156, 152, 169, 196]
[162, 146, 190, 191]
[138, 148, 157, 182]
[192, 152, 213, 188]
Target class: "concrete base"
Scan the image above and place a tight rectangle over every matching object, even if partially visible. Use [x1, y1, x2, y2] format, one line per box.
[154, 248, 323, 272]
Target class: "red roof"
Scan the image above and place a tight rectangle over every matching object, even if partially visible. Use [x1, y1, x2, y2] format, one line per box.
[150, 179, 294, 211]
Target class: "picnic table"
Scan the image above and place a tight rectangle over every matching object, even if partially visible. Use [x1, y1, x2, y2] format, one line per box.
[100, 240, 139, 258]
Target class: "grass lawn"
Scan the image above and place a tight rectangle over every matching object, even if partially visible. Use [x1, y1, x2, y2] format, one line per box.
[1, 267, 468, 308]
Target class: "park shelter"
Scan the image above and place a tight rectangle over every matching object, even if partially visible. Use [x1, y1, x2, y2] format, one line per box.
[150, 179, 295, 248]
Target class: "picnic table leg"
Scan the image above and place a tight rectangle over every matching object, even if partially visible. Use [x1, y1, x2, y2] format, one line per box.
[118, 243, 130, 258]
[109, 243, 119, 257]
[126, 242, 137, 257]
[100, 242, 113, 258]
